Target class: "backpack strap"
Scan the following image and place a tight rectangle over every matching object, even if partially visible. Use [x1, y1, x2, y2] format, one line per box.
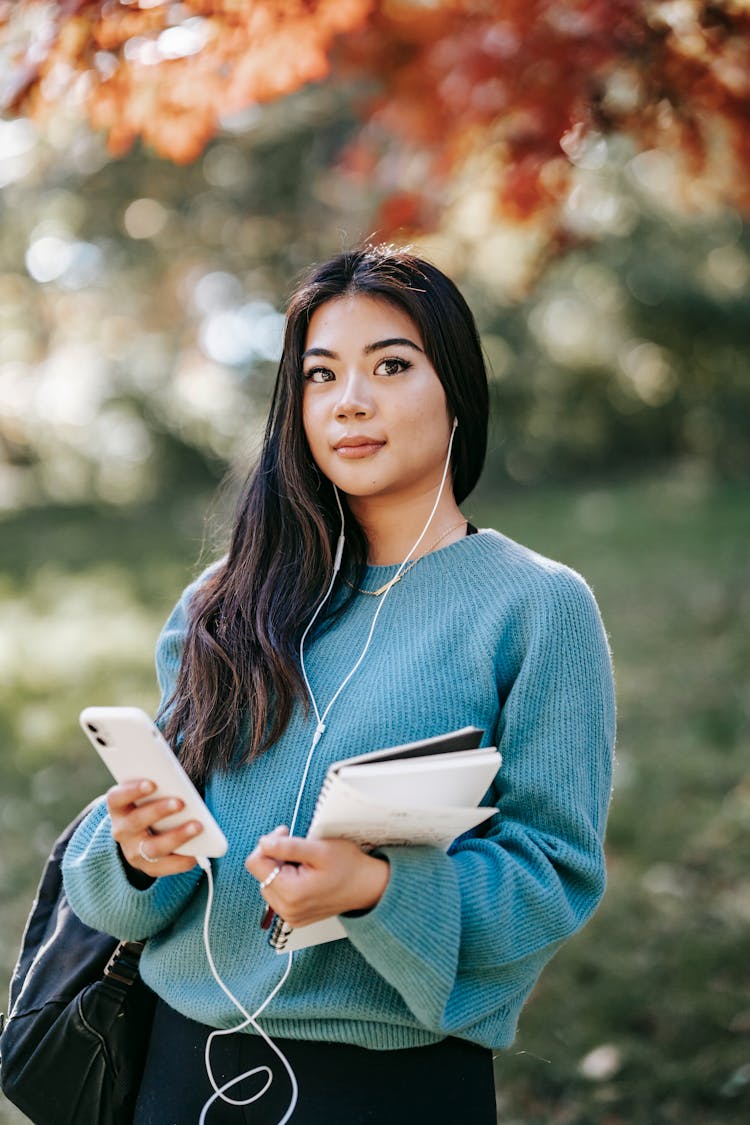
[103, 940, 146, 990]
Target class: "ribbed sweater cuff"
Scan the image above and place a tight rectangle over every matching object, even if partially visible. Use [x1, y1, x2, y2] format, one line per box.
[62, 801, 203, 941]
[340, 845, 460, 1027]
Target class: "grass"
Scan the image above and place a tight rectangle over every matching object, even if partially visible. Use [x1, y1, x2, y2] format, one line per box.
[1, 467, 748, 1124]
[470, 469, 750, 1125]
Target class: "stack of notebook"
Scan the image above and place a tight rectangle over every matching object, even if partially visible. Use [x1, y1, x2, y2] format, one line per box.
[269, 726, 501, 952]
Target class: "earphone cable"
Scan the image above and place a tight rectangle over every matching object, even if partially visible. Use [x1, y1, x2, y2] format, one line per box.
[292, 420, 457, 833]
[197, 856, 299, 1125]
[197, 420, 459, 1123]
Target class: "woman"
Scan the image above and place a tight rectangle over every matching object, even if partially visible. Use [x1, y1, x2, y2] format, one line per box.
[63, 244, 615, 1124]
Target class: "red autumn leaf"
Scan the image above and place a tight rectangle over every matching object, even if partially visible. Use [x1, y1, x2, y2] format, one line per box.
[2, 1, 749, 229]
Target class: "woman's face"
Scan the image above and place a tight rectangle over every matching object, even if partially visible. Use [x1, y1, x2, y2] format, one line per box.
[301, 294, 454, 506]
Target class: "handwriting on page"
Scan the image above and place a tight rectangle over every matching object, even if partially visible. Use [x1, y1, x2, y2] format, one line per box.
[308, 779, 494, 850]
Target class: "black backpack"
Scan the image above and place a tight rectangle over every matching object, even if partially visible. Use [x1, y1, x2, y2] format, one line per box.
[0, 801, 155, 1124]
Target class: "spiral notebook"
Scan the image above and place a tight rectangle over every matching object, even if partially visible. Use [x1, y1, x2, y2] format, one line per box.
[269, 726, 501, 953]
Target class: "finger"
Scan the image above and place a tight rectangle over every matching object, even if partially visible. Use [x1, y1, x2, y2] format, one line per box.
[249, 825, 291, 867]
[106, 780, 155, 813]
[137, 819, 204, 858]
[245, 851, 286, 883]
[125, 848, 199, 877]
[120, 815, 204, 875]
[257, 825, 289, 845]
[256, 833, 325, 866]
[110, 796, 186, 840]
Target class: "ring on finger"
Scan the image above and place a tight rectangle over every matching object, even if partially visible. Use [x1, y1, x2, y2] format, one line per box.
[138, 838, 160, 864]
[258, 865, 281, 891]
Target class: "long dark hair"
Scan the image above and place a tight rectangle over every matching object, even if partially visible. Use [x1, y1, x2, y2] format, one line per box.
[164, 244, 489, 784]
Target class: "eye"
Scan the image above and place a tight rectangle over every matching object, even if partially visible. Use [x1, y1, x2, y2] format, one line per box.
[374, 357, 412, 377]
[303, 366, 335, 384]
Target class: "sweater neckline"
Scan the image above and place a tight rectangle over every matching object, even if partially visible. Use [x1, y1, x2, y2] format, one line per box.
[356, 527, 489, 583]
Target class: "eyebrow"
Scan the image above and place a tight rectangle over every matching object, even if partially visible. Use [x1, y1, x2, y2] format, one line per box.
[301, 337, 424, 361]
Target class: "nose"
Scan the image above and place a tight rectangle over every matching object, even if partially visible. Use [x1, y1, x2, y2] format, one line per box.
[333, 370, 374, 421]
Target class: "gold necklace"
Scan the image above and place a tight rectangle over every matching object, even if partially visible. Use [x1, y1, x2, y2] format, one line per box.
[343, 520, 468, 597]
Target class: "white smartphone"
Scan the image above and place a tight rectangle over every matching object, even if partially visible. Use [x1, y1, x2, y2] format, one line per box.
[79, 705, 228, 857]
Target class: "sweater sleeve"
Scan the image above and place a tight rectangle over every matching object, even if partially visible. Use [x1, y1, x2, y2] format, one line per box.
[62, 573, 209, 941]
[340, 567, 615, 1045]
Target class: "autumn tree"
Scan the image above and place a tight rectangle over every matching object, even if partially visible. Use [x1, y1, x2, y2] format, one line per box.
[2, 0, 750, 265]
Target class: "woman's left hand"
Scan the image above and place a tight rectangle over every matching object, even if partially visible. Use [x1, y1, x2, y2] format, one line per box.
[245, 826, 390, 928]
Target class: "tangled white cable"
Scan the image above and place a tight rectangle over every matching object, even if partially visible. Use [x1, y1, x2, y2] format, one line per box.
[196, 856, 298, 1125]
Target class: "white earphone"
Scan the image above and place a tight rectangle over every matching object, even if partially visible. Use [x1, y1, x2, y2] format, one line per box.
[198, 419, 461, 1125]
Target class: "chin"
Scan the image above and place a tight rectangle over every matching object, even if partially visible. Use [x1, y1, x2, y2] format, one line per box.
[333, 482, 385, 499]
[322, 466, 385, 496]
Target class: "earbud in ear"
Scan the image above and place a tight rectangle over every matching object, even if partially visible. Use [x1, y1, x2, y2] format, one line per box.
[452, 418, 458, 430]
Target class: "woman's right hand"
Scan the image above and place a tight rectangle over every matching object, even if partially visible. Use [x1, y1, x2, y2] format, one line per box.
[107, 780, 202, 876]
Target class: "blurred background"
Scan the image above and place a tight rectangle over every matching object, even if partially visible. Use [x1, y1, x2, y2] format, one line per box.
[1, 3, 748, 1122]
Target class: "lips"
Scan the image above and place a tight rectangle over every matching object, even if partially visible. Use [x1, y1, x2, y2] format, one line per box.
[333, 435, 386, 459]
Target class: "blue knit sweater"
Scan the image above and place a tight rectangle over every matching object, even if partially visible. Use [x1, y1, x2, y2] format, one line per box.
[62, 529, 615, 1050]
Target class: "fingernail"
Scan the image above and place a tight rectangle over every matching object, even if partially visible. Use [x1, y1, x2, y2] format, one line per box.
[186, 822, 201, 836]
[166, 799, 180, 811]
[140, 781, 154, 794]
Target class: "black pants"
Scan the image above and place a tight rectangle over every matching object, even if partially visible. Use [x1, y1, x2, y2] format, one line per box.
[134, 998, 497, 1124]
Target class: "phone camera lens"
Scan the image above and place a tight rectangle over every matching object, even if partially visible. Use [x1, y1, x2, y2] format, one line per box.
[95, 737, 107, 747]
[86, 723, 99, 733]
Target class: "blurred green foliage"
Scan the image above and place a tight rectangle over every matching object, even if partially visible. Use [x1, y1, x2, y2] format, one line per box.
[1, 94, 749, 518]
[470, 473, 750, 1124]
[481, 210, 750, 485]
